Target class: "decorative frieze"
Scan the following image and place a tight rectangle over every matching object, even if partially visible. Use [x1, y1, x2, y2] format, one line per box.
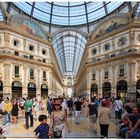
[4, 32, 10, 42]
[117, 36, 127, 47]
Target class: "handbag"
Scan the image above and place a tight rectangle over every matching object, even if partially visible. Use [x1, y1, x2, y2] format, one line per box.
[53, 130, 62, 138]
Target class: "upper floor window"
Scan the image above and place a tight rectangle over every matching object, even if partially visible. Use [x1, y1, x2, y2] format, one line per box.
[14, 40, 19, 47]
[92, 49, 97, 55]
[30, 68, 34, 79]
[42, 50, 46, 55]
[92, 73, 96, 80]
[104, 43, 110, 51]
[14, 51, 19, 56]
[29, 45, 34, 51]
[104, 70, 109, 79]
[119, 64, 124, 77]
[29, 55, 34, 60]
[117, 36, 127, 47]
[43, 71, 46, 81]
[15, 66, 19, 77]
[43, 59, 46, 63]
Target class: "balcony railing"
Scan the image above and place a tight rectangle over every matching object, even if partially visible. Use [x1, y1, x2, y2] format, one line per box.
[87, 48, 138, 64]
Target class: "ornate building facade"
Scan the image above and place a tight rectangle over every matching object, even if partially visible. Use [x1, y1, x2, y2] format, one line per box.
[76, 13, 140, 100]
[0, 17, 63, 99]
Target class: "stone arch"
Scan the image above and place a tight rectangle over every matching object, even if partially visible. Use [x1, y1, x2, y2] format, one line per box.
[12, 81, 22, 98]
[117, 80, 127, 98]
[102, 82, 111, 98]
[41, 84, 48, 98]
[28, 82, 36, 98]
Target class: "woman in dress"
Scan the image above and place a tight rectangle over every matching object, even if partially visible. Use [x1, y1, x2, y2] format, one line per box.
[19, 98, 25, 118]
[33, 98, 39, 121]
[49, 98, 70, 138]
[11, 99, 19, 124]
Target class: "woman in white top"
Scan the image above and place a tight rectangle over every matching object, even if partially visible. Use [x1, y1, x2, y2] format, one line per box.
[114, 96, 123, 120]
[33, 99, 39, 121]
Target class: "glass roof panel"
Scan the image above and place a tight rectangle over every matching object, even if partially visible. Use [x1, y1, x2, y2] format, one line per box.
[53, 5, 68, 16]
[0, 9, 4, 21]
[70, 15, 87, 25]
[52, 16, 68, 25]
[70, 5, 85, 16]
[15, 2, 32, 14]
[87, 2, 104, 12]
[54, 2, 69, 6]
[33, 9, 50, 22]
[88, 6, 105, 22]
[106, 2, 123, 13]
[35, 2, 51, 14]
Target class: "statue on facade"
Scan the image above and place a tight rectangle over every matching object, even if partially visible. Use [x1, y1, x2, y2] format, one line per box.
[4, 11, 12, 24]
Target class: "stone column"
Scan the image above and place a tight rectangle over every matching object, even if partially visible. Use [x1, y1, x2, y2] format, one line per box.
[48, 70, 53, 97]
[128, 62, 136, 99]
[36, 69, 41, 98]
[98, 68, 102, 98]
[86, 70, 91, 102]
[3, 63, 11, 98]
[111, 64, 116, 97]
[22, 66, 28, 98]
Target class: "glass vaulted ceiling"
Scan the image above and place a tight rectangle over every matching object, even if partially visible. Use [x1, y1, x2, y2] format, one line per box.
[52, 31, 87, 76]
[13, 1, 123, 76]
[14, 2, 123, 26]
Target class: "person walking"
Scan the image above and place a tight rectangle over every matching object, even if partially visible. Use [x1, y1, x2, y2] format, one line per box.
[11, 99, 19, 124]
[87, 97, 97, 133]
[33, 98, 39, 121]
[114, 96, 123, 122]
[98, 101, 110, 138]
[74, 97, 82, 124]
[19, 98, 25, 118]
[34, 114, 51, 139]
[24, 97, 33, 129]
[49, 98, 70, 138]
[3, 99, 12, 125]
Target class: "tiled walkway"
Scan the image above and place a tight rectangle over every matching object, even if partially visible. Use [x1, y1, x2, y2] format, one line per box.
[2, 106, 119, 138]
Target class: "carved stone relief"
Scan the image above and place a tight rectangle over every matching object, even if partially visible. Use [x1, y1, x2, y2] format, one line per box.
[4, 32, 10, 42]
[117, 36, 127, 47]
[137, 33, 140, 42]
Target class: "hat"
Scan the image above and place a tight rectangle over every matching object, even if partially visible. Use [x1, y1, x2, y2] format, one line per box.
[54, 98, 62, 105]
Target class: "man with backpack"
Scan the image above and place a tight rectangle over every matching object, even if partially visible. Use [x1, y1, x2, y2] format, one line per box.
[24, 97, 33, 129]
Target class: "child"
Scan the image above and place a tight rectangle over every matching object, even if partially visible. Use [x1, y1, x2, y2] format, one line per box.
[34, 114, 50, 139]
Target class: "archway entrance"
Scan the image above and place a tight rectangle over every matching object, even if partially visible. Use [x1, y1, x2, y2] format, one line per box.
[28, 82, 36, 98]
[90, 83, 98, 98]
[12, 81, 22, 99]
[136, 80, 140, 100]
[41, 84, 48, 98]
[0, 81, 3, 99]
[117, 80, 127, 98]
[102, 82, 111, 98]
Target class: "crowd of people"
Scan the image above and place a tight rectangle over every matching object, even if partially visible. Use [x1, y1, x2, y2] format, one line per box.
[0, 95, 139, 138]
